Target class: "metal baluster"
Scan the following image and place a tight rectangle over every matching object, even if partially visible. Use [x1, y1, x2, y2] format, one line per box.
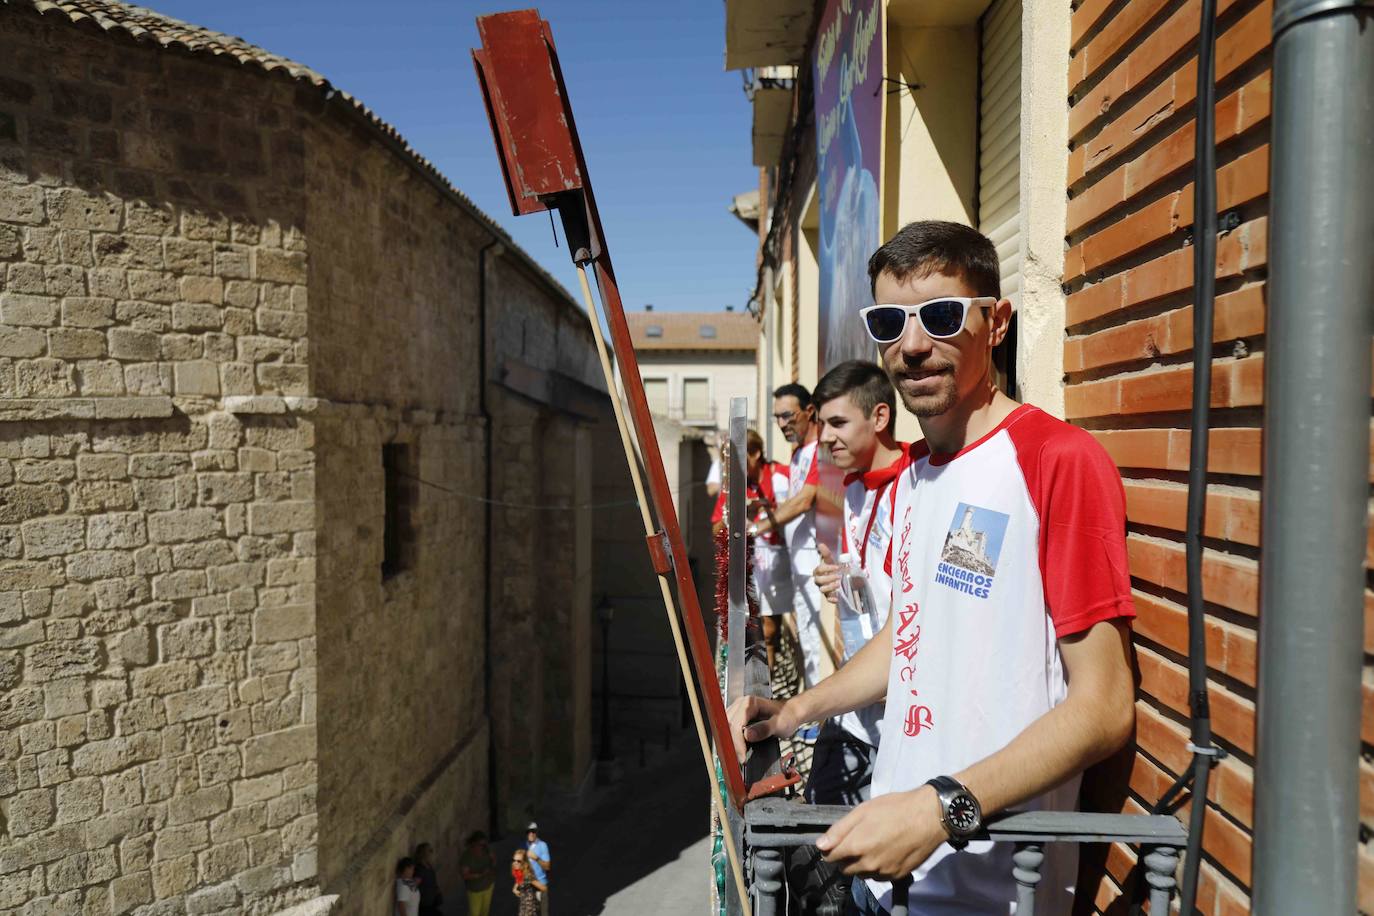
[1012, 842, 1044, 914]
[889, 875, 913, 916]
[753, 848, 783, 916]
[1143, 845, 1180, 913]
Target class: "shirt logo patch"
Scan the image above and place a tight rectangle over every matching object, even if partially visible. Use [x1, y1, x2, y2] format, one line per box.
[935, 503, 1009, 599]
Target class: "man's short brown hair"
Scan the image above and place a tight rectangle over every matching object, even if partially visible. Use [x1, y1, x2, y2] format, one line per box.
[867, 220, 1001, 300]
[812, 360, 896, 419]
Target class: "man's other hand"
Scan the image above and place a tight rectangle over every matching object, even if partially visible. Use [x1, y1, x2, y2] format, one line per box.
[725, 694, 797, 762]
[813, 543, 843, 600]
[816, 786, 947, 879]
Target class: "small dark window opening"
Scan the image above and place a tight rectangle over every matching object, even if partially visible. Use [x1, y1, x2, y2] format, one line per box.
[382, 442, 418, 579]
[646, 325, 664, 337]
[699, 324, 717, 339]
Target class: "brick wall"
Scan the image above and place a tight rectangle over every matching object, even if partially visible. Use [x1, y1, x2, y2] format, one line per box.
[1064, 1, 1371, 911]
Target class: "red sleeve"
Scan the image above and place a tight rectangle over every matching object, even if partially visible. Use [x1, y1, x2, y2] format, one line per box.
[804, 451, 820, 486]
[709, 489, 727, 525]
[1011, 416, 1136, 638]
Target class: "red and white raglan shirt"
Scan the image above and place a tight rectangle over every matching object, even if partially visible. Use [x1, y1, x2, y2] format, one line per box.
[833, 446, 910, 747]
[786, 439, 825, 686]
[710, 461, 795, 617]
[866, 405, 1135, 913]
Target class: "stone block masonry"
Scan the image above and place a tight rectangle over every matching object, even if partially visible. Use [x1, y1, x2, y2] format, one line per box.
[0, 7, 319, 914]
[0, 3, 626, 915]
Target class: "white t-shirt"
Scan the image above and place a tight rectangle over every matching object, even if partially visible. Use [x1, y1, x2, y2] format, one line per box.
[866, 406, 1136, 913]
[395, 878, 420, 916]
[832, 448, 907, 746]
[784, 439, 819, 563]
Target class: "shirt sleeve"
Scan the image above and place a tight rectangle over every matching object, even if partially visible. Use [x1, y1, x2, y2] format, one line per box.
[709, 489, 727, 525]
[804, 454, 820, 486]
[1028, 429, 1137, 638]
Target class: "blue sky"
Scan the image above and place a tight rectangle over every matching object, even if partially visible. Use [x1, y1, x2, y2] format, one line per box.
[149, 0, 761, 313]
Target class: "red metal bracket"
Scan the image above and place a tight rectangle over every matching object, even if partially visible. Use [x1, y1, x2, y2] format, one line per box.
[644, 531, 673, 576]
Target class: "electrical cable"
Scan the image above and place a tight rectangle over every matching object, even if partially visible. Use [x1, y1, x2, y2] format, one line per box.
[1169, 1, 1226, 911]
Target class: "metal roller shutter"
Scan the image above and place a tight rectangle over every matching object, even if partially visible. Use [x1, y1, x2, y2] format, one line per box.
[978, 0, 1022, 307]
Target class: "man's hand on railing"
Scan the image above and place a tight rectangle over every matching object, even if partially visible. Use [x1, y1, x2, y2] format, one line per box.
[726, 694, 801, 763]
[815, 787, 946, 880]
[812, 543, 843, 601]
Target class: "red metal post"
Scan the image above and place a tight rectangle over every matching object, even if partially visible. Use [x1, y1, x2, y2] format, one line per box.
[472, 10, 748, 811]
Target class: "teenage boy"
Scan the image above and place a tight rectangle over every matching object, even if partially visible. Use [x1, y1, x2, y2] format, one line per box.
[787, 360, 909, 914]
[730, 221, 1136, 914]
[806, 360, 907, 805]
[754, 383, 826, 689]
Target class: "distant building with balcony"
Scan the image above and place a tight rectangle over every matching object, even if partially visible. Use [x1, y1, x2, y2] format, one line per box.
[624, 307, 759, 431]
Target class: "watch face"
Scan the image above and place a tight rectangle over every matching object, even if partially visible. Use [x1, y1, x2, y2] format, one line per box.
[948, 794, 980, 834]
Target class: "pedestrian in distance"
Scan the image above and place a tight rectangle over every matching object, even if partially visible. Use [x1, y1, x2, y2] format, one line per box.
[459, 831, 497, 916]
[395, 856, 421, 916]
[510, 849, 543, 916]
[413, 842, 443, 916]
[525, 822, 551, 916]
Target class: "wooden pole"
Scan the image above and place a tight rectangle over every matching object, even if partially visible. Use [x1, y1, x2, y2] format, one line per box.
[576, 266, 752, 915]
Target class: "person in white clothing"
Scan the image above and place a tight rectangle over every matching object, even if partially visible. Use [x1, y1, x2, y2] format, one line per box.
[786, 359, 909, 914]
[754, 382, 827, 690]
[395, 856, 420, 916]
[730, 221, 1136, 914]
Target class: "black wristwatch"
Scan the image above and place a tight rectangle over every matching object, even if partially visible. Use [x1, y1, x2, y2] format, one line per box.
[925, 775, 983, 849]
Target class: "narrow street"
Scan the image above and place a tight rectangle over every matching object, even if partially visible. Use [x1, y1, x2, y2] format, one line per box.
[492, 740, 712, 915]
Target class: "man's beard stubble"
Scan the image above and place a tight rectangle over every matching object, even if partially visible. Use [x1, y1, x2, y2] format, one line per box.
[884, 359, 958, 418]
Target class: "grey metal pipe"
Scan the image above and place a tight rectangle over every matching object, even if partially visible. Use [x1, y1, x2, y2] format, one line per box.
[1254, 3, 1374, 913]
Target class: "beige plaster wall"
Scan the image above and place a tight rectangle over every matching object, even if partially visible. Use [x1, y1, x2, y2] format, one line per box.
[1014, 0, 1068, 419]
[885, 23, 979, 230]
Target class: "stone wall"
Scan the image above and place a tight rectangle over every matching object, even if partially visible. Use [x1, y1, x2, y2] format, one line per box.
[302, 95, 490, 913]
[0, 9, 320, 914]
[0, 5, 625, 915]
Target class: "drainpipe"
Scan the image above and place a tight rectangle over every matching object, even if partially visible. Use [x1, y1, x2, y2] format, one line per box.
[1254, 3, 1374, 913]
[478, 238, 505, 837]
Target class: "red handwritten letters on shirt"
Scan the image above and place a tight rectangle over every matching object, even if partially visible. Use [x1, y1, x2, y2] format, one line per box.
[893, 506, 933, 738]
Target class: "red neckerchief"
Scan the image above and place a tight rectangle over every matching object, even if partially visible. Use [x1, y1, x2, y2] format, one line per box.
[841, 446, 910, 568]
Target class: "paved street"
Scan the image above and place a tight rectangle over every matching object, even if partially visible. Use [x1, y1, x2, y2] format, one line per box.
[491, 739, 713, 916]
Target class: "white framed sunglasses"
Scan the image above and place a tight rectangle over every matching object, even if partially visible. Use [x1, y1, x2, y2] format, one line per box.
[859, 296, 998, 343]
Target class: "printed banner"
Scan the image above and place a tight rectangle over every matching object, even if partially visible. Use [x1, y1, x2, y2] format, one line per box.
[813, 0, 885, 374]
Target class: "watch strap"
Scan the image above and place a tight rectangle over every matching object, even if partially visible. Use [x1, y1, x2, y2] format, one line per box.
[924, 775, 978, 849]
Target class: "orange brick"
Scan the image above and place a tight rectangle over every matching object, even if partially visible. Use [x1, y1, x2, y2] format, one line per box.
[1064, 376, 1123, 419]
[1072, 146, 1269, 280]
[1068, 73, 1272, 232]
[1132, 589, 1257, 687]
[1067, 283, 1266, 374]
[1072, 3, 1273, 181]
[1361, 759, 1374, 824]
[1070, 0, 1173, 92]
[1361, 846, 1374, 914]
[1066, 216, 1265, 309]
[1071, 0, 1119, 50]
[1128, 533, 1259, 615]
[1070, 0, 1271, 143]
[1135, 644, 1255, 754]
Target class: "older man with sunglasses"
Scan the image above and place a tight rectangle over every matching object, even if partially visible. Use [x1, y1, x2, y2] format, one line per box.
[730, 221, 1136, 914]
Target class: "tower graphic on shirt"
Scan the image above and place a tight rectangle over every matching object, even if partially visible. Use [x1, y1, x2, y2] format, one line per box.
[935, 503, 1010, 599]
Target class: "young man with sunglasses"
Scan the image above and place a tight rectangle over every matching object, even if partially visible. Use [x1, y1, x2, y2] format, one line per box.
[730, 221, 1136, 913]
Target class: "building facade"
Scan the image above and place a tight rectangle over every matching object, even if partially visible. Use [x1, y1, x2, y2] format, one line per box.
[0, 3, 646, 914]
[725, 0, 1372, 912]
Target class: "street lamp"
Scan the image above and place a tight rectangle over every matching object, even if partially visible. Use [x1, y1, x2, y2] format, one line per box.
[596, 595, 615, 775]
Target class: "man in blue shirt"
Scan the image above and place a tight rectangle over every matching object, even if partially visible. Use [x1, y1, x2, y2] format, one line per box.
[526, 822, 551, 915]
